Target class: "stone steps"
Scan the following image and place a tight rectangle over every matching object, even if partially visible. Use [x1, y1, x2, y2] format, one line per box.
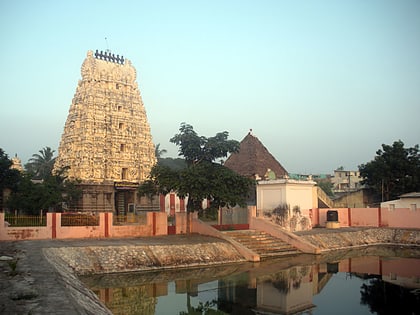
[223, 230, 300, 259]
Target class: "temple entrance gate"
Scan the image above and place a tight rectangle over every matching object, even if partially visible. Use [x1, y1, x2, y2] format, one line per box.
[114, 182, 138, 215]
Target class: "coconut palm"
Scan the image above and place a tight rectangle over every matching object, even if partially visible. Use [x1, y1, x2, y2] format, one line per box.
[25, 147, 56, 180]
[155, 143, 167, 160]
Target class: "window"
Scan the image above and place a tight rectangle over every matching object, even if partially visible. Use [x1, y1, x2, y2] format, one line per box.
[388, 204, 395, 211]
[120, 144, 125, 152]
[118, 122, 124, 130]
[121, 168, 128, 180]
[118, 105, 122, 111]
[116, 83, 120, 89]
[410, 204, 417, 211]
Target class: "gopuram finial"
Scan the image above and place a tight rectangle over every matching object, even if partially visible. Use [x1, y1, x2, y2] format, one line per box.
[94, 49, 125, 65]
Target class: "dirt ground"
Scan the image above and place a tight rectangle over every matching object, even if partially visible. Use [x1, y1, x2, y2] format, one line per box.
[0, 241, 35, 315]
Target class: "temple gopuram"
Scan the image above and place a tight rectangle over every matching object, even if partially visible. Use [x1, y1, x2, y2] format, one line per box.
[54, 50, 156, 214]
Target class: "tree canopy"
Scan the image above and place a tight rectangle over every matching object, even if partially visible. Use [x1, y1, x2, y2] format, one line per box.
[359, 140, 420, 202]
[0, 149, 21, 209]
[1, 147, 81, 214]
[158, 157, 187, 171]
[25, 146, 56, 180]
[6, 167, 82, 214]
[139, 123, 254, 212]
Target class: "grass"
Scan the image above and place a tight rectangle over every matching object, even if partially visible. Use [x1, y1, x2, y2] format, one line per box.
[7, 259, 19, 276]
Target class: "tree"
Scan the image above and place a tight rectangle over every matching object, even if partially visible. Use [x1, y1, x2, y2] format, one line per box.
[360, 277, 419, 315]
[158, 157, 187, 171]
[155, 144, 188, 171]
[6, 173, 45, 214]
[139, 123, 254, 214]
[0, 148, 22, 209]
[359, 140, 420, 202]
[154, 143, 168, 160]
[6, 167, 82, 214]
[25, 146, 56, 180]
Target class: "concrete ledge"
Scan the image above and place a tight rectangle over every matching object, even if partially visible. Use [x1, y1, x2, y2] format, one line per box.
[43, 249, 112, 314]
[326, 221, 340, 229]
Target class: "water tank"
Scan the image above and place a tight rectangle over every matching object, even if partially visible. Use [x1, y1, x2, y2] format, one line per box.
[327, 210, 338, 222]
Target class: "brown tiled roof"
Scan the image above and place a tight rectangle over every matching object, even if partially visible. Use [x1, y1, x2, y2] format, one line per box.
[224, 132, 288, 179]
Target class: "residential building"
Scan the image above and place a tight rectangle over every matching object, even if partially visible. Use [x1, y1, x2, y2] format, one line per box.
[331, 169, 362, 193]
[381, 192, 420, 211]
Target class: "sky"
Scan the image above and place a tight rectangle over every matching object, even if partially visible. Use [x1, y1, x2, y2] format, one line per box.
[0, 0, 419, 174]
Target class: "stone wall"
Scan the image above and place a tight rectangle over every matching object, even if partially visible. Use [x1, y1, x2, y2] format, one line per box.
[44, 239, 245, 276]
[298, 228, 420, 252]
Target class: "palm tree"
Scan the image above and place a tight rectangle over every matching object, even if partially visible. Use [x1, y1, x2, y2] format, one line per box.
[155, 143, 167, 160]
[25, 147, 56, 180]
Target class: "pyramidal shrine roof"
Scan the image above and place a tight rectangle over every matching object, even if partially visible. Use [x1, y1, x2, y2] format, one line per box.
[224, 131, 288, 179]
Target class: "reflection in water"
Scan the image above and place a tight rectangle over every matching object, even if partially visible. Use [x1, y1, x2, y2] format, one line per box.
[360, 276, 420, 315]
[80, 248, 420, 315]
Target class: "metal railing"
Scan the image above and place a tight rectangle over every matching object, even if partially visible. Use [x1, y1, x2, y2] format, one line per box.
[113, 213, 148, 225]
[4, 212, 149, 227]
[61, 213, 99, 226]
[4, 214, 47, 227]
[62, 206, 114, 213]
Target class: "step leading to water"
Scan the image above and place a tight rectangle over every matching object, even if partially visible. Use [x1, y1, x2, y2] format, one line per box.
[223, 230, 301, 259]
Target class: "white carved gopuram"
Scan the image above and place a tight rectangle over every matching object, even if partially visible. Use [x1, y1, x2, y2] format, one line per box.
[54, 50, 156, 185]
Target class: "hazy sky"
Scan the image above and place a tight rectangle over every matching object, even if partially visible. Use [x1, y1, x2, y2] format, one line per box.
[1, 0, 419, 174]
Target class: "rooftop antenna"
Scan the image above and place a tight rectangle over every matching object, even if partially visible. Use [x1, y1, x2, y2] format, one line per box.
[105, 37, 110, 53]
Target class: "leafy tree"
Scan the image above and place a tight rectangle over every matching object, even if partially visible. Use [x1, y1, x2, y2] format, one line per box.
[359, 140, 420, 202]
[25, 146, 56, 180]
[6, 167, 81, 214]
[158, 157, 187, 171]
[139, 123, 254, 213]
[6, 173, 46, 214]
[179, 299, 225, 315]
[0, 148, 22, 209]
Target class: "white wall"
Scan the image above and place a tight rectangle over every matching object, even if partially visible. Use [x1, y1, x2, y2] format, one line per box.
[257, 179, 316, 212]
[381, 197, 420, 210]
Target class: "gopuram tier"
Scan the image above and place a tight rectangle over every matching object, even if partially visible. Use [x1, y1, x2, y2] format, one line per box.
[54, 50, 156, 213]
